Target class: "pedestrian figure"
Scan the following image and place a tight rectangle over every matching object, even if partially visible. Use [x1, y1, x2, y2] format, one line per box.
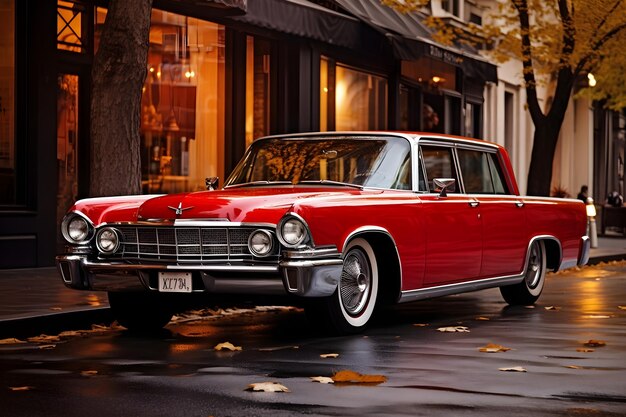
[577, 185, 588, 203]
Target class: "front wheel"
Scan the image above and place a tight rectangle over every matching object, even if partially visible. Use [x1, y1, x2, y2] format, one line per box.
[108, 291, 174, 333]
[305, 238, 379, 334]
[500, 240, 546, 305]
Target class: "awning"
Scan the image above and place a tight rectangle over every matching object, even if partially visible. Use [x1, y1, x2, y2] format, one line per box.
[158, 0, 247, 17]
[334, 0, 497, 83]
[230, 0, 389, 54]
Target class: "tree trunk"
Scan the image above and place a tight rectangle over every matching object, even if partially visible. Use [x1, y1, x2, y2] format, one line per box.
[525, 121, 561, 196]
[90, 0, 153, 197]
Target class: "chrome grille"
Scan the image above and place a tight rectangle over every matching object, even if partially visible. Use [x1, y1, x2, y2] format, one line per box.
[113, 226, 262, 262]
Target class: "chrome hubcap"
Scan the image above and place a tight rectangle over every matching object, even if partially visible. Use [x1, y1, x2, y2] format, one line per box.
[340, 248, 371, 316]
[526, 243, 542, 289]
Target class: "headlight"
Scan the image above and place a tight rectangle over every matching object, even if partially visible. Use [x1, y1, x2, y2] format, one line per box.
[278, 216, 309, 247]
[248, 230, 274, 257]
[96, 227, 120, 254]
[61, 213, 93, 244]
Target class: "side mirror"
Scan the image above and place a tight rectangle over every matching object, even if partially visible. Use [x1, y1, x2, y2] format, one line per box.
[433, 178, 456, 197]
[205, 177, 219, 191]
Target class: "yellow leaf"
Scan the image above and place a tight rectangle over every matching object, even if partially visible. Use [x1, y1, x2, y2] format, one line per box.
[81, 370, 99, 377]
[584, 340, 606, 347]
[27, 335, 61, 344]
[214, 342, 242, 351]
[38, 344, 56, 350]
[479, 343, 512, 353]
[544, 306, 561, 311]
[0, 338, 27, 344]
[576, 348, 594, 353]
[413, 323, 429, 327]
[582, 315, 612, 319]
[498, 366, 526, 372]
[437, 326, 470, 333]
[49, 307, 62, 311]
[565, 365, 583, 369]
[59, 331, 83, 338]
[332, 370, 387, 384]
[9, 386, 33, 391]
[475, 317, 490, 321]
[320, 353, 339, 358]
[310, 376, 334, 384]
[245, 382, 290, 392]
[618, 306, 626, 310]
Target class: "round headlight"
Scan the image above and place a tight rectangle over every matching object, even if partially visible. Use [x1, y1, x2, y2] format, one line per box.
[96, 227, 120, 254]
[62, 214, 93, 244]
[248, 230, 274, 257]
[280, 218, 307, 247]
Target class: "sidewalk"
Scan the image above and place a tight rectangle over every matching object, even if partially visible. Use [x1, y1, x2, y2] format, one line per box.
[1, 236, 625, 337]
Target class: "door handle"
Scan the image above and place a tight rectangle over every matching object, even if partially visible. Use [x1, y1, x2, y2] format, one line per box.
[469, 200, 479, 208]
[515, 201, 525, 208]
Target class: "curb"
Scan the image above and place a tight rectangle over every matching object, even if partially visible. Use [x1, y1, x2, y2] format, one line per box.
[0, 307, 113, 339]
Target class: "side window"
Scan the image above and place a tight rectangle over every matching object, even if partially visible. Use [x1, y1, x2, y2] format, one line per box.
[420, 146, 458, 193]
[487, 153, 509, 194]
[457, 149, 494, 194]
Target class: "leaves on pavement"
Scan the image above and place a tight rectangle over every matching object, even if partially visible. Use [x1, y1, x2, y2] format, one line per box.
[320, 353, 339, 358]
[331, 370, 387, 384]
[498, 366, 526, 372]
[9, 386, 33, 391]
[38, 344, 56, 350]
[478, 343, 512, 353]
[618, 306, 626, 310]
[583, 339, 606, 347]
[0, 338, 26, 344]
[214, 342, 242, 351]
[437, 326, 470, 333]
[582, 314, 612, 319]
[245, 382, 290, 392]
[27, 335, 61, 344]
[310, 376, 334, 384]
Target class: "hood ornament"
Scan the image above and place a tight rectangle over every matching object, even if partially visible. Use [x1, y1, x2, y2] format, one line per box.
[168, 202, 194, 216]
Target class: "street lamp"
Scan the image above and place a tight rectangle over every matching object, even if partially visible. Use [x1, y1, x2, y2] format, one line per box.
[586, 197, 598, 248]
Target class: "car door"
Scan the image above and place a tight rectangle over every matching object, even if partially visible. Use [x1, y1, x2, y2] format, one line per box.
[419, 144, 482, 285]
[456, 147, 527, 277]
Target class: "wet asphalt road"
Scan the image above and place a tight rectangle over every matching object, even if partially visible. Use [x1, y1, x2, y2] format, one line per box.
[1, 263, 626, 417]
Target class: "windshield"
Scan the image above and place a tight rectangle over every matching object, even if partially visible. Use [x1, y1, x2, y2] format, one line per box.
[225, 136, 412, 190]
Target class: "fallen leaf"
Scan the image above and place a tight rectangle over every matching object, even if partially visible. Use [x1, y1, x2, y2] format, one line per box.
[618, 306, 626, 310]
[9, 386, 33, 391]
[498, 366, 526, 372]
[437, 326, 470, 333]
[475, 317, 490, 321]
[582, 315, 612, 319]
[38, 344, 56, 350]
[27, 335, 61, 344]
[478, 343, 512, 353]
[58, 330, 83, 338]
[214, 342, 242, 351]
[81, 370, 98, 377]
[576, 348, 594, 353]
[310, 376, 334, 384]
[245, 382, 290, 392]
[332, 370, 387, 384]
[49, 307, 62, 311]
[412, 323, 429, 327]
[0, 338, 27, 344]
[565, 365, 583, 369]
[320, 353, 339, 358]
[584, 340, 606, 347]
[544, 306, 561, 311]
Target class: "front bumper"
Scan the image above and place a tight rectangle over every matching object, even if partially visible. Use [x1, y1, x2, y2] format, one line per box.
[56, 247, 343, 298]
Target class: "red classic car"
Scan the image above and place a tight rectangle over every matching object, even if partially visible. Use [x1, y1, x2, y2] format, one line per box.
[56, 132, 590, 334]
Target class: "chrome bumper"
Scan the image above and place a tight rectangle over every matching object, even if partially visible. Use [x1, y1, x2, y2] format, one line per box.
[56, 247, 343, 297]
[578, 235, 591, 266]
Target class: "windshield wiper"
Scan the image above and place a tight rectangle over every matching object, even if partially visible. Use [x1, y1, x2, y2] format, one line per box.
[224, 180, 293, 189]
[298, 180, 363, 190]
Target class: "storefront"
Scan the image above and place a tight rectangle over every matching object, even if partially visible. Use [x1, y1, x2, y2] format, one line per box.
[0, 0, 496, 268]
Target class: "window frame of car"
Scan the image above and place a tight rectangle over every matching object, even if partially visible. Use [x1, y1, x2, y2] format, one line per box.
[416, 137, 511, 196]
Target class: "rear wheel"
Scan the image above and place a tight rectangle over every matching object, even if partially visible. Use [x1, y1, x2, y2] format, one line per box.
[108, 291, 174, 333]
[500, 240, 546, 305]
[306, 238, 379, 334]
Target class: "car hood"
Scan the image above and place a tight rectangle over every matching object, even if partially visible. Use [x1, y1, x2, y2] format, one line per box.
[80, 187, 375, 225]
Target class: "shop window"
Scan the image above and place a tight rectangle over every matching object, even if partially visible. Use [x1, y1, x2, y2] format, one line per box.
[0, 0, 15, 205]
[57, 0, 87, 53]
[320, 57, 388, 131]
[245, 37, 271, 147]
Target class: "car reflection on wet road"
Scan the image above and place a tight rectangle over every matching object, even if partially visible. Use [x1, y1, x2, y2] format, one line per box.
[1, 262, 625, 417]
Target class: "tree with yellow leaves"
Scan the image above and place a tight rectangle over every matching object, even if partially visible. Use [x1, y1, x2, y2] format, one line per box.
[383, 0, 626, 196]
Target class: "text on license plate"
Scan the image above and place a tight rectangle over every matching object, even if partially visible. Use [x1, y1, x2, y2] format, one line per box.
[158, 272, 192, 293]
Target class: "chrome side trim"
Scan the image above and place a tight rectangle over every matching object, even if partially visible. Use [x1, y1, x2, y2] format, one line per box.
[399, 273, 524, 303]
[577, 235, 591, 267]
[282, 246, 341, 260]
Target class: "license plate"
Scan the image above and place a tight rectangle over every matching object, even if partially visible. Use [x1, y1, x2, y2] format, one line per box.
[158, 272, 192, 293]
